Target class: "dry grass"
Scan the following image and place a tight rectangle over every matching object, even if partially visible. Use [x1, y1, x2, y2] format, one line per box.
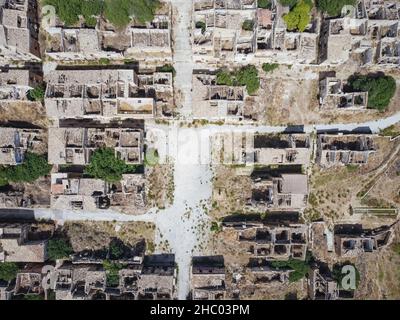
[63, 221, 156, 253]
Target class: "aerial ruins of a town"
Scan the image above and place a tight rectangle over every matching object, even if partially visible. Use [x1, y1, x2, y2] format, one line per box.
[1, 0, 400, 305]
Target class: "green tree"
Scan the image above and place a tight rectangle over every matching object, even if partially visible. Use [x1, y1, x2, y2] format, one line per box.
[279, 0, 299, 8]
[283, 0, 312, 32]
[84, 147, 135, 182]
[47, 238, 73, 261]
[27, 84, 46, 102]
[216, 65, 260, 95]
[242, 20, 254, 31]
[103, 260, 125, 287]
[0, 262, 19, 281]
[316, 0, 356, 17]
[0, 153, 51, 185]
[262, 63, 279, 73]
[258, 0, 272, 9]
[347, 74, 396, 111]
[269, 252, 314, 282]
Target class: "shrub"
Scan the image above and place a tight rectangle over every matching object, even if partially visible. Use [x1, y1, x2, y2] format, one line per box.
[216, 65, 260, 95]
[283, 0, 312, 32]
[242, 20, 254, 31]
[84, 147, 137, 182]
[104, 0, 160, 27]
[195, 21, 206, 33]
[44, 0, 103, 26]
[98, 58, 110, 65]
[262, 63, 279, 73]
[0, 153, 51, 185]
[156, 64, 176, 76]
[47, 238, 73, 261]
[347, 74, 396, 111]
[27, 84, 46, 102]
[0, 262, 19, 281]
[269, 252, 314, 282]
[103, 260, 125, 287]
[258, 0, 272, 9]
[279, 0, 298, 7]
[316, 0, 356, 17]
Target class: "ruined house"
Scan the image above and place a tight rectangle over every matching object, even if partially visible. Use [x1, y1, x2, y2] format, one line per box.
[319, 75, 368, 110]
[0, 127, 45, 165]
[322, 0, 400, 66]
[0, 223, 48, 263]
[50, 173, 146, 212]
[44, 2, 172, 67]
[45, 68, 160, 119]
[223, 214, 308, 261]
[243, 133, 311, 166]
[308, 263, 339, 300]
[248, 168, 309, 210]
[0, 67, 40, 100]
[334, 224, 391, 257]
[190, 255, 226, 300]
[247, 258, 292, 285]
[0, 0, 40, 64]
[192, 0, 258, 64]
[316, 134, 376, 167]
[48, 127, 144, 165]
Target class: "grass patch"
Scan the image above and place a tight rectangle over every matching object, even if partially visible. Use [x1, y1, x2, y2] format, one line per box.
[262, 63, 279, 73]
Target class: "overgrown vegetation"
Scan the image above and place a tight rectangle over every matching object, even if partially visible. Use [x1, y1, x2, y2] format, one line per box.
[216, 65, 260, 95]
[156, 64, 176, 77]
[104, 0, 160, 27]
[269, 252, 314, 282]
[0, 153, 51, 186]
[380, 125, 400, 138]
[332, 262, 360, 290]
[279, 0, 298, 8]
[242, 20, 255, 31]
[84, 148, 138, 183]
[0, 262, 19, 281]
[44, 0, 103, 27]
[316, 0, 356, 17]
[258, 0, 272, 9]
[44, 0, 159, 28]
[347, 74, 396, 111]
[262, 63, 279, 73]
[103, 260, 125, 287]
[27, 84, 46, 102]
[283, 0, 312, 32]
[195, 21, 206, 34]
[210, 221, 222, 233]
[47, 238, 74, 261]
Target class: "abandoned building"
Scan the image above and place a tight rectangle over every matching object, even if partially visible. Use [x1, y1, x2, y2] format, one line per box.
[308, 263, 339, 300]
[0, 127, 45, 165]
[0, 223, 48, 263]
[0, 0, 40, 64]
[334, 224, 392, 257]
[223, 217, 308, 260]
[319, 74, 368, 110]
[316, 134, 376, 167]
[322, 0, 400, 66]
[44, 2, 172, 68]
[243, 133, 311, 166]
[247, 258, 292, 285]
[190, 255, 226, 300]
[0, 67, 41, 100]
[50, 173, 146, 212]
[48, 127, 144, 165]
[248, 169, 309, 210]
[53, 254, 177, 300]
[192, 72, 260, 121]
[192, 0, 320, 65]
[44, 68, 173, 119]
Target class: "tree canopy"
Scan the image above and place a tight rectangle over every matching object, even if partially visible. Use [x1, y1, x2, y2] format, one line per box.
[316, 0, 356, 17]
[283, 0, 312, 32]
[347, 74, 396, 111]
[84, 147, 137, 182]
[47, 238, 74, 261]
[216, 65, 260, 95]
[0, 262, 19, 282]
[0, 153, 51, 186]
